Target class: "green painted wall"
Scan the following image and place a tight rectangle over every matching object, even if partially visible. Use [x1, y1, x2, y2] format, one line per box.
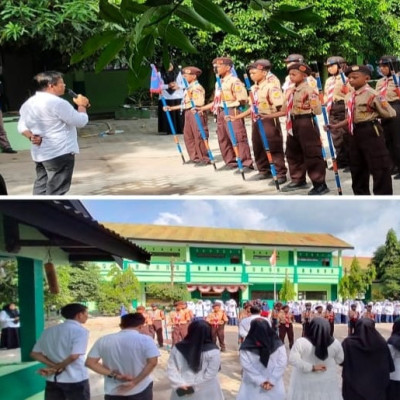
[244, 249, 289, 266]
[0, 363, 45, 400]
[297, 251, 332, 266]
[142, 245, 186, 263]
[190, 247, 242, 265]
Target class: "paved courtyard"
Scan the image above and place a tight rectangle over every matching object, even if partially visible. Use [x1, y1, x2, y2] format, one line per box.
[1, 316, 393, 399]
[2, 116, 400, 196]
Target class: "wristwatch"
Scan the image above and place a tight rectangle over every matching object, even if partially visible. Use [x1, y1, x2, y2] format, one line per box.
[107, 371, 117, 379]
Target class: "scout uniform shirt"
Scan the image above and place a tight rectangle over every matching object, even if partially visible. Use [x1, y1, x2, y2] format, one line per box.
[324, 75, 352, 103]
[348, 309, 360, 322]
[362, 310, 375, 320]
[286, 81, 322, 116]
[324, 310, 335, 324]
[168, 309, 190, 327]
[148, 308, 164, 326]
[251, 73, 284, 115]
[278, 310, 294, 327]
[206, 309, 228, 326]
[345, 84, 396, 124]
[182, 81, 206, 109]
[375, 76, 400, 103]
[301, 309, 313, 324]
[283, 75, 318, 93]
[216, 73, 248, 108]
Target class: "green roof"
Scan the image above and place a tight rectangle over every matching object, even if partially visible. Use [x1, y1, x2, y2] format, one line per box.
[102, 223, 353, 250]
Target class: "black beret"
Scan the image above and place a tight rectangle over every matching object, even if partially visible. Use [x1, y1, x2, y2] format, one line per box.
[212, 57, 233, 66]
[287, 62, 312, 76]
[344, 65, 372, 77]
[247, 59, 272, 71]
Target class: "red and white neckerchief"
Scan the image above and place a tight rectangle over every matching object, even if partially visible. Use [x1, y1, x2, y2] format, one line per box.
[326, 77, 336, 115]
[286, 90, 294, 136]
[213, 313, 219, 326]
[212, 83, 222, 114]
[174, 313, 181, 325]
[285, 313, 291, 328]
[379, 77, 389, 98]
[251, 85, 260, 122]
[347, 86, 368, 135]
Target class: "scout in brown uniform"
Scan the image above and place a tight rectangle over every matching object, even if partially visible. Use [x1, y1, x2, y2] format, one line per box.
[169, 300, 190, 346]
[148, 303, 165, 347]
[301, 302, 313, 337]
[282, 54, 318, 93]
[136, 305, 153, 337]
[376, 56, 400, 179]
[164, 66, 211, 166]
[361, 304, 375, 321]
[278, 304, 295, 348]
[227, 59, 287, 183]
[324, 303, 335, 336]
[324, 56, 351, 170]
[266, 63, 329, 195]
[206, 302, 228, 351]
[348, 303, 360, 336]
[199, 57, 254, 172]
[327, 65, 396, 195]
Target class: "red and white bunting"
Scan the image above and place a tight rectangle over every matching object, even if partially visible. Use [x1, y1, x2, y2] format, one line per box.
[186, 285, 198, 292]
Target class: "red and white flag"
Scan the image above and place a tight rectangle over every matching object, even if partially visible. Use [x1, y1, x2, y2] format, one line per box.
[269, 249, 277, 267]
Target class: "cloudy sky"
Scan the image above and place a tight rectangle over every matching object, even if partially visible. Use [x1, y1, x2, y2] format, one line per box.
[84, 199, 400, 257]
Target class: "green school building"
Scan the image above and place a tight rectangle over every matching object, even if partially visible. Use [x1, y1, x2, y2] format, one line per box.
[103, 223, 354, 305]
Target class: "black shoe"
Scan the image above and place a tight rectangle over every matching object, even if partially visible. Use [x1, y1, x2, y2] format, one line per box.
[281, 181, 308, 192]
[234, 166, 254, 174]
[194, 161, 210, 167]
[268, 176, 287, 186]
[219, 164, 237, 171]
[2, 148, 17, 154]
[250, 172, 271, 181]
[308, 183, 330, 195]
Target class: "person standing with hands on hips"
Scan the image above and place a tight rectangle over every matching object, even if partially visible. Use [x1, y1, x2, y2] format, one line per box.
[18, 71, 90, 195]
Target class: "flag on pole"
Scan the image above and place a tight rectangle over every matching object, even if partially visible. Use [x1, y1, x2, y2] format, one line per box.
[150, 64, 162, 94]
[269, 249, 277, 267]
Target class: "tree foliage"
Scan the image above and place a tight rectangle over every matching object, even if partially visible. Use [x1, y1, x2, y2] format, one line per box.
[279, 273, 296, 302]
[145, 283, 191, 303]
[67, 263, 102, 303]
[96, 265, 141, 314]
[44, 266, 73, 313]
[0, 259, 18, 305]
[338, 256, 376, 300]
[379, 229, 400, 299]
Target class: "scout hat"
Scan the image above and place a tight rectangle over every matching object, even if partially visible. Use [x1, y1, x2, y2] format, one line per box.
[325, 56, 346, 66]
[378, 55, 399, 72]
[247, 59, 272, 71]
[284, 54, 304, 63]
[287, 62, 312, 76]
[212, 57, 233, 66]
[344, 65, 372, 77]
[182, 66, 202, 77]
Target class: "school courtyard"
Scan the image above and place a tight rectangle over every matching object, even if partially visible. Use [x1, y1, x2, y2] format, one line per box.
[3, 115, 400, 196]
[0, 316, 394, 400]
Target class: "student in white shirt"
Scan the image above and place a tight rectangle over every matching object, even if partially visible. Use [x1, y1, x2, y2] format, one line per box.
[0, 302, 20, 349]
[239, 302, 270, 342]
[86, 313, 160, 400]
[167, 319, 224, 400]
[30, 303, 90, 400]
[18, 71, 89, 195]
[237, 318, 287, 400]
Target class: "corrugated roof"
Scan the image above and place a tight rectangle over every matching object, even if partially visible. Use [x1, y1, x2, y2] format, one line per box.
[102, 223, 353, 250]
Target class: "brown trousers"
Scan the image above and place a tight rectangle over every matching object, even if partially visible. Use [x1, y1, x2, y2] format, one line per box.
[279, 323, 294, 349]
[349, 120, 392, 195]
[329, 102, 350, 168]
[149, 320, 164, 347]
[171, 323, 188, 346]
[210, 324, 226, 350]
[252, 117, 287, 178]
[216, 108, 253, 167]
[183, 110, 210, 162]
[285, 116, 326, 185]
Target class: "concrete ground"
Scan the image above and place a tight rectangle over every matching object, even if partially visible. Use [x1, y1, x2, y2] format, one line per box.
[2, 116, 400, 196]
[1, 316, 393, 399]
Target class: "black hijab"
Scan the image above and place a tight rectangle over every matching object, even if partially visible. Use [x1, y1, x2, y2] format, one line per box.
[306, 317, 334, 360]
[388, 317, 400, 351]
[3, 304, 19, 318]
[175, 319, 218, 373]
[160, 64, 178, 95]
[342, 318, 395, 400]
[240, 318, 283, 367]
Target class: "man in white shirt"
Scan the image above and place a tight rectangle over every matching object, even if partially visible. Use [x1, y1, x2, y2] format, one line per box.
[18, 71, 90, 195]
[30, 303, 90, 400]
[86, 313, 160, 400]
[239, 302, 270, 342]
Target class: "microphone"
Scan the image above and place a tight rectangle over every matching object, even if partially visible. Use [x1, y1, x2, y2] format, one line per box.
[67, 88, 78, 98]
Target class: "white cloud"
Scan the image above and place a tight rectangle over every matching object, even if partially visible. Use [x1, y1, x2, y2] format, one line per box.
[153, 212, 183, 225]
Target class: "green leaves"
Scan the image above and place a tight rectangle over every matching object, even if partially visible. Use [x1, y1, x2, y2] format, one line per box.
[175, 5, 214, 31]
[273, 5, 323, 24]
[193, 0, 239, 35]
[163, 25, 198, 54]
[99, 0, 125, 25]
[95, 36, 127, 73]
